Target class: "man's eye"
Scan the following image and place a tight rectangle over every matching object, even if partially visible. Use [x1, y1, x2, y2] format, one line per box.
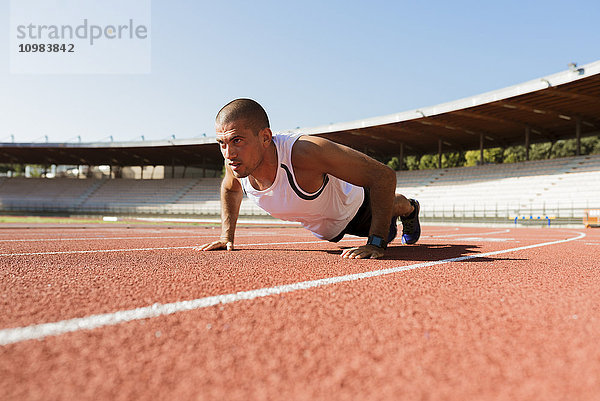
[233, 138, 242, 144]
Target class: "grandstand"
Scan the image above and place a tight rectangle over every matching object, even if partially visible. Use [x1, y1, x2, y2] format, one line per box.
[0, 176, 265, 217]
[1, 154, 599, 224]
[398, 154, 600, 224]
[1, 61, 599, 225]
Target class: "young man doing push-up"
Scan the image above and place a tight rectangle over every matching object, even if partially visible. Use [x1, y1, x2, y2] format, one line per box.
[196, 98, 420, 259]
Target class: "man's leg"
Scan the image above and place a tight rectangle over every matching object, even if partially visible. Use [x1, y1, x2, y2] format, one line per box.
[392, 193, 421, 245]
[393, 193, 414, 216]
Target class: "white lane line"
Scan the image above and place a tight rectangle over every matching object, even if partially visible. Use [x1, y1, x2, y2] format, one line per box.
[444, 237, 515, 243]
[0, 232, 301, 243]
[0, 231, 585, 346]
[0, 234, 288, 243]
[0, 235, 212, 243]
[0, 238, 363, 257]
[0, 246, 196, 256]
[428, 229, 510, 238]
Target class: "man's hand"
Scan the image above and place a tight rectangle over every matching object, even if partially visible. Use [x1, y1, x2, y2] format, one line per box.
[193, 240, 234, 251]
[341, 244, 385, 259]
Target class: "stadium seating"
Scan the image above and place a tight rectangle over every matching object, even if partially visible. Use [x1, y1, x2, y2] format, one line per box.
[398, 154, 600, 222]
[1, 154, 599, 223]
[0, 177, 100, 211]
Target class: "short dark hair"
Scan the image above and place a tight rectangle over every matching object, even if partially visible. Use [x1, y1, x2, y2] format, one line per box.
[216, 98, 270, 134]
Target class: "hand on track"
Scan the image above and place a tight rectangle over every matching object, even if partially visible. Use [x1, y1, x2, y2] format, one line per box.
[194, 240, 233, 251]
[341, 244, 384, 259]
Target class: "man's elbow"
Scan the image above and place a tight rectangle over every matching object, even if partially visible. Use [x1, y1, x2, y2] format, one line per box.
[366, 164, 396, 193]
[381, 165, 397, 190]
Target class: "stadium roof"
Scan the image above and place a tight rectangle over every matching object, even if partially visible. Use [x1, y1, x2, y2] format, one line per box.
[288, 60, 600, 158]
[0, 138, 223, 169]
[1, 60, 599, 168]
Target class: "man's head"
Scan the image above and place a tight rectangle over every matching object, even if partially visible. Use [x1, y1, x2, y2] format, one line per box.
[216, 98, 270, 135]
[215, 99, 273, 178]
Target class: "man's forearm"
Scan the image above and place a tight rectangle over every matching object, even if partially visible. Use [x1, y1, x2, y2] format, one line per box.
[220, 187, 243, 243]
[367, 167, 397, 239]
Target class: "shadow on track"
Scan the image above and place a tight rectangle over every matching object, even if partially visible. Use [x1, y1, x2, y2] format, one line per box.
[256, 243, 527, 262]
[338, 243, 483, 261]
[367, 244, 527, 262]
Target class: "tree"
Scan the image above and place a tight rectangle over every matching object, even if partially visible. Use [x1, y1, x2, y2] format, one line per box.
[530, 142, 553, 160]
[582, 136, 600, 155]
[387, 157, 402, 171]
[442, 151, 464, 168]
[464, 150, 480, 167]
[405, 155, 420, 170]
[488, 147, 504, 163]
[464, 148, 503, 166]
[503, 146, 526, 164]
[419, 154, 438, 170]
[0, 164, 25, 176]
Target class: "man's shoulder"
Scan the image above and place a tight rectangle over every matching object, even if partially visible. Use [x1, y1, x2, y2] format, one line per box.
[290, 135, 331, 170]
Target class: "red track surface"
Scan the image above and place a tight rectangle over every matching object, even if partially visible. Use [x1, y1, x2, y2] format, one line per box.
[1, 224, 599, 400]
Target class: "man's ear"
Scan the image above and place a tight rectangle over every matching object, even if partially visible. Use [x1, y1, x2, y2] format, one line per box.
[259, 127, 272, 148]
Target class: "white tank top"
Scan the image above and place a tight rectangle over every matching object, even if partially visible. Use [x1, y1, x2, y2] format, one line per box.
[241, 133, 364, 240]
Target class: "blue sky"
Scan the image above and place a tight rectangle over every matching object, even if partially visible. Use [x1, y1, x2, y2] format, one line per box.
[1, 0, 599, 143]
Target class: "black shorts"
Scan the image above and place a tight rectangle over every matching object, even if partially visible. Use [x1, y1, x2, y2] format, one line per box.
[329, 188, 374, 242]
[329, 188, 398, 243]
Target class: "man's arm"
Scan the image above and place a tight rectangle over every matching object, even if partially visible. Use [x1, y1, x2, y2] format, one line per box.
[292, 136, 397, 259]
[195, 165, 243, 251]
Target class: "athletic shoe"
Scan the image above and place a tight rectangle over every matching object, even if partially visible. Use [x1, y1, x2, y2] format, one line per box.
[401, 199, 421, 245]
[387, 216, 398, 243]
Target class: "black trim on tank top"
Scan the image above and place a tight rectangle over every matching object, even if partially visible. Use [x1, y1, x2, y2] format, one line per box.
[280, 163, 329, 200]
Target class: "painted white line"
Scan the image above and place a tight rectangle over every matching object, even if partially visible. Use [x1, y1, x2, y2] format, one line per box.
[429, 229, 510, 238]
[0, 235, 212, 243]
[0, 231, 585, 346]
[445, 237, 515, 243]
[0, 238, 363, 257]
[0, 233, 295, 243]
[419, 227, 460, 234]
[135, 217, 300, 226]
[0, 246, 196, 257]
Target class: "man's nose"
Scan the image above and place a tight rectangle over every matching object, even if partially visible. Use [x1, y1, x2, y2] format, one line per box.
[223, 145, 236, 160]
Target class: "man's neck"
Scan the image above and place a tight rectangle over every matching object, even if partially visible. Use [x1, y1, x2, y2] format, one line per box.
[249, 142, 278, 190]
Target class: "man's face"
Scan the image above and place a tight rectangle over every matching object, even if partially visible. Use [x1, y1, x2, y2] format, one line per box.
[216, 120, 268, 178]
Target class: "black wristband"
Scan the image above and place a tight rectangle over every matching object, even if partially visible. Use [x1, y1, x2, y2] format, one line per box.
[367, 234, 387, 249]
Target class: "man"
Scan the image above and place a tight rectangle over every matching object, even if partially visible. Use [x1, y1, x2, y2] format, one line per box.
[196, 98, 420, 259]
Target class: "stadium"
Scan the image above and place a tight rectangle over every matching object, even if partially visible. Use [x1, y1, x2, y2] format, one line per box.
[1, 60, 599, 225]
[2, 60, 600, 400]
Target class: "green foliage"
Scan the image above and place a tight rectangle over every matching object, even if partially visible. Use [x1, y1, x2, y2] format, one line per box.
[551, 140, 576, 158]
[488, 147, 504, 163]
[442, 151, 465, 168]
[503, 146, 526, 164]
[405, 155, 420, 170]
[464, 148, 503, 166]
[418, 154, 438, 170]
[530, 142, 553, 160]
[386, 156, 401, 171]
[0, 164, 25, 176]
[582, 136, 600, 154]
[386, 136, 600, 170]
[26, 165, 46, 178]
[464, 150, 480, 167]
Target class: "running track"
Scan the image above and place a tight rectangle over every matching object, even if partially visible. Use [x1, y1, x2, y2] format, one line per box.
[1, 224, 599, 400]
